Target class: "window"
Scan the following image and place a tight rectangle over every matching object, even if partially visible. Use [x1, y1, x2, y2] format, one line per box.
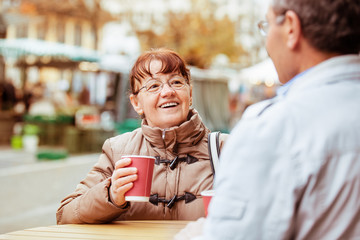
[16, 24, 28, 38]
[74, 23, 82, 46]
[37, 21, 47, 40]
[57, 20, 65, 43]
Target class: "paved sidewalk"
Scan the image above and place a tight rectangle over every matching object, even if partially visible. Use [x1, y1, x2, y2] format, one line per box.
[0, 147, 38, 168]
[0, 147, 100, 234]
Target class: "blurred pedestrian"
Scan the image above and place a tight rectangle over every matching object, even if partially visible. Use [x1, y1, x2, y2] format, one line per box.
[57, 48, 228, 224]
[0, 78, 16, 111]
[175, 0, 360, 239]
[78, 85, 90, 105]
[28, 82, 56, 116]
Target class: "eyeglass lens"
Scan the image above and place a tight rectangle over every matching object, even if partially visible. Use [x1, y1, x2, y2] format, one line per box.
[258, 20, 269, 36]
[145, 77, 187, 93]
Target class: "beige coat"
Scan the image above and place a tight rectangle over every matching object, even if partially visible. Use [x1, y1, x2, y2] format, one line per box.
[57, 109, 227, 224]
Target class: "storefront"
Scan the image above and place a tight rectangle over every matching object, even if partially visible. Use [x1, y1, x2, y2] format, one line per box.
[0, 38, 136, 150]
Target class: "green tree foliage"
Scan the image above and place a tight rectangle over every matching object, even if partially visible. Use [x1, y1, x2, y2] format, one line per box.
[136, 11, 244, 68]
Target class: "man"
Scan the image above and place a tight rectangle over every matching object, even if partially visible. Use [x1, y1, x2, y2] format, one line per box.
[176, 0, 360, 239]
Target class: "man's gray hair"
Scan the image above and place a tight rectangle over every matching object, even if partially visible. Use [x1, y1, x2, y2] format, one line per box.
[270, 0, 360, 54]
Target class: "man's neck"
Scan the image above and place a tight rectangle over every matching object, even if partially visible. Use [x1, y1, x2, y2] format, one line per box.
[298, 41, 341, 73]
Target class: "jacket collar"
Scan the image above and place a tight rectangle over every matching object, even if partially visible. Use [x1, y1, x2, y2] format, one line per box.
[141, 108, 206, 153]
[287, 54, 360, 96]
[243, 55, 360, 120]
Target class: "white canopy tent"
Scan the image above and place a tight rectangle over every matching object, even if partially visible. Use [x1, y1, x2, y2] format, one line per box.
[0, 38, 99, 62]
[99, 54, 134, 73]
[229, 58, 279, 92]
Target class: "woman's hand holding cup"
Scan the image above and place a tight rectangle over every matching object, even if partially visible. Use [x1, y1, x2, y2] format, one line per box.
[109, 157, 138, 207]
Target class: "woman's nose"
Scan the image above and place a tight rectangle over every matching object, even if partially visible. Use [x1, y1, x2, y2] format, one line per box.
[160, 83, 175, 96]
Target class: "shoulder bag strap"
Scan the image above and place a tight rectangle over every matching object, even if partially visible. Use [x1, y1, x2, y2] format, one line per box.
[208, 131, 220, 177]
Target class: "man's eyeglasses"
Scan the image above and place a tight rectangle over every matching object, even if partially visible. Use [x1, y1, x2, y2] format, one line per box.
[135, 76, 188, 94]
[257, 20, 269, 36]
[257, 15, 286, 36]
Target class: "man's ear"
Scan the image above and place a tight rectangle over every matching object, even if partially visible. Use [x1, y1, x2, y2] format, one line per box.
[284, 10, 302, 50]
[129, 94, 144, 115]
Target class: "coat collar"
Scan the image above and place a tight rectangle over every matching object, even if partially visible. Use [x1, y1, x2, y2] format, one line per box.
[243, 55, 360, 119]
[141, 108, 206, 153]
[287, 54, 360, 96]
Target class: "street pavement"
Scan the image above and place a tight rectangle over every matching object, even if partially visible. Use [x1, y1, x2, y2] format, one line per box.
[0, 147, 100, 234]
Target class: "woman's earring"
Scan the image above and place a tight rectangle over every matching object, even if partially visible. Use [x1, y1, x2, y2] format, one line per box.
[138, 110, 145, 119]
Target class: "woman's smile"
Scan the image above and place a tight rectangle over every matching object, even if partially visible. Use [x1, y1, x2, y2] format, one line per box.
[160, 102, 179, 108]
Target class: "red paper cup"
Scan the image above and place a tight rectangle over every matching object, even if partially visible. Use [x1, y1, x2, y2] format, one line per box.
[201, 190, 215, 217]
[123, 155, 155, 202]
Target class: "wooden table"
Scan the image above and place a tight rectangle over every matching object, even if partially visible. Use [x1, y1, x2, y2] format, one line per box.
[0, 220, 190, 240]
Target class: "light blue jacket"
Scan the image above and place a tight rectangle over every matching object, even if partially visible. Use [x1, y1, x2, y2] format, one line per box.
[203, 55, 360, 239]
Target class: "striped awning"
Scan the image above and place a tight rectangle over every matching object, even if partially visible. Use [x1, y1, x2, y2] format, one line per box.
[0, 38, 99, 62]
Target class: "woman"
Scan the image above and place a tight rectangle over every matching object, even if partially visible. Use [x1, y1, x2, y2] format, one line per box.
[56, 48, 227, 224]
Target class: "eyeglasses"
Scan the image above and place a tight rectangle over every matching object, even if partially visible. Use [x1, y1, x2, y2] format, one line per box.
[135, 76, 188, 94]
[258, 20, 269, 36]
[257, 15, 286, 36]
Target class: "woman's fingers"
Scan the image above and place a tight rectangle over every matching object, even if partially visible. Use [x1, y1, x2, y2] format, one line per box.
[110, 174, 137, 206]
[109, 181, 133, 207]
[116, 182, 134, 194]
[112, 174, 138, 189]
[115, 157, 132, 169]
[113, 166, 137, 179]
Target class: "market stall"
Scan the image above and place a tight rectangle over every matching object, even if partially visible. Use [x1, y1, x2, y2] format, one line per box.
[0, 38, 107, 152]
